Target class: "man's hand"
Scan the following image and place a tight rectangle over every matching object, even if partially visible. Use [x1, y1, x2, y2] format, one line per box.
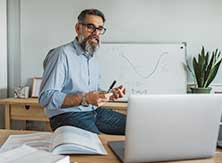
[85, 91, 112, 107]
[110, 85, 126, 100]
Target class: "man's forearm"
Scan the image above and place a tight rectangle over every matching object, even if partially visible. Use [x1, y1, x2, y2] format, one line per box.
[61, 93, 82, 108]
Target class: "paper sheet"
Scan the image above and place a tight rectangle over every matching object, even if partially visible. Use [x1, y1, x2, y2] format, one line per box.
[0, 132, 52, 153]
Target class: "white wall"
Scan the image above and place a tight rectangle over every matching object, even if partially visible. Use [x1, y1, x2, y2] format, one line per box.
[8, 0, 21, 97]
[12, 0, 222, 86]
[0, 0, 7, 128]
[0, 0, 7, 90]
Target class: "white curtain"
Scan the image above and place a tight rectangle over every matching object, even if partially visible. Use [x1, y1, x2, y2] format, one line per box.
[0, 0, 7, 98]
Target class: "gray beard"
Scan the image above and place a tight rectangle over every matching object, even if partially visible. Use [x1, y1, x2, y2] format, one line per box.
[78, 35, 99, 56]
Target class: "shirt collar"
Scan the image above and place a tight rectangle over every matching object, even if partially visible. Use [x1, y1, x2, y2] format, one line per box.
[72, 37, 94, 59]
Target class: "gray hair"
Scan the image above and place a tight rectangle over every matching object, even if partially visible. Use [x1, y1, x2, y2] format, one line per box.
[77, 9, 105, 23]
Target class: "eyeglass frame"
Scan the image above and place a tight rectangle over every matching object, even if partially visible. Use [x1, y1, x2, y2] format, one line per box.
[79, 22, 107, 35]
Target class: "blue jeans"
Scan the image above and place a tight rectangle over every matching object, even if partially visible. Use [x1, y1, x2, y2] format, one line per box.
[49, 107, 126, 135]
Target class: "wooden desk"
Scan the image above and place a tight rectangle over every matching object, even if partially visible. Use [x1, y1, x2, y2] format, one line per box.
[0, 129, 221, 163]
[0, 98, 128, 130]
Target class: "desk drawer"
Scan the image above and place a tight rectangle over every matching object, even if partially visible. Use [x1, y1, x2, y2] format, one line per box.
[10, 104, 49, 121]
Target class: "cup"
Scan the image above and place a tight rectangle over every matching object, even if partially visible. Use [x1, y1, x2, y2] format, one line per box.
[23, 86, 30, 98]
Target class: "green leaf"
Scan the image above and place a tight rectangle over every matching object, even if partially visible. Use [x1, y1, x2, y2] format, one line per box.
[198, 52, 206, 87]
[201, 46, 205, 57]
[193, 57, 203, 87]
[204, 58, 222, 87]
[204, 52, 215, 86]
[203, 51, 209, 85]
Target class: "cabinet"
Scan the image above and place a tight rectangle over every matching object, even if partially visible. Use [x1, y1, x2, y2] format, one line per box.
[0, 98, 127, 130]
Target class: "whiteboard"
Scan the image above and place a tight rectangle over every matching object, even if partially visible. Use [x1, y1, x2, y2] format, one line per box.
[96, 43, 187, 101]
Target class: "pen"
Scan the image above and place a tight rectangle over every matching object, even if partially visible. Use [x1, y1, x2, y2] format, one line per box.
[107, 80, 117, 93]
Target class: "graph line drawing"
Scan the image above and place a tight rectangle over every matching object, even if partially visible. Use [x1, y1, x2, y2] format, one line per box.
[120, 52, 168, 79]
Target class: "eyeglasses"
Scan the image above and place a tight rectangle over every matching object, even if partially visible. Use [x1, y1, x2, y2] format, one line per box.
[80, 23, 107, 35]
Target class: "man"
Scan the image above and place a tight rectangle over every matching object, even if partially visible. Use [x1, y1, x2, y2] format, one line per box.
[39, 9, 126, 135]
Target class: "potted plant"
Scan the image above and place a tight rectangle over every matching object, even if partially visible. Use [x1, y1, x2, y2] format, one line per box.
[186, 46, 222, 93]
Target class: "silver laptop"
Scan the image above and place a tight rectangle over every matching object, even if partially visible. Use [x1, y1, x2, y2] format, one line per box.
[108, 94, 222, 163]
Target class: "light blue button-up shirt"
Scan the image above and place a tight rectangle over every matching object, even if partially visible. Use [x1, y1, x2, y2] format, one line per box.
[39, 39, 100, 118]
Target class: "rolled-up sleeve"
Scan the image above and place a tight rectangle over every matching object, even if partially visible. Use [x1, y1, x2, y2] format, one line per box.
[39, 48, 67, 110]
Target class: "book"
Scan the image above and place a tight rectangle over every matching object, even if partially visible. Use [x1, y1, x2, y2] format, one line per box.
[0, 145, 70, 163]
[0, 126, 107, 155]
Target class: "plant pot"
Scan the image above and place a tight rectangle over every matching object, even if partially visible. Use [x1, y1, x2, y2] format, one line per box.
[191, 87, 212, 94]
